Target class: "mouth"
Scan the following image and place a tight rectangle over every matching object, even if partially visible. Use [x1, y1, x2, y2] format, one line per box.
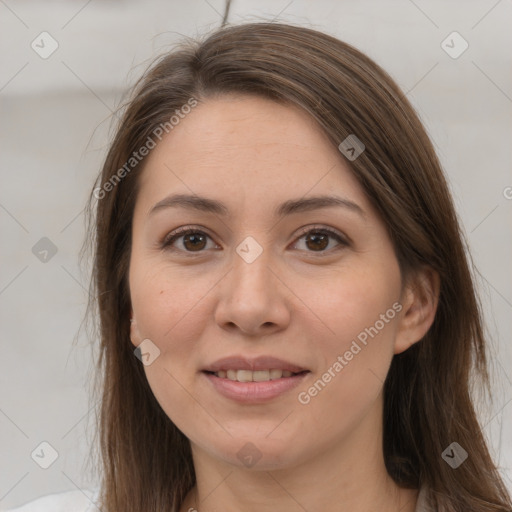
[203, 369, 309, 382]
[201, 355, 310, 403]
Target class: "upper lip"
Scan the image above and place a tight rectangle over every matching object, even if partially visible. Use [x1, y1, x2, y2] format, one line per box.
[203, 356, 309, 373]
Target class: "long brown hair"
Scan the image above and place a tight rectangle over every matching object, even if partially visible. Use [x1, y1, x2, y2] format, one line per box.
[82, 21, 512, 512]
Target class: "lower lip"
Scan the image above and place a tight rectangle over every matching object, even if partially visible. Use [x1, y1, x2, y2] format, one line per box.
[202, 371, 309, 403]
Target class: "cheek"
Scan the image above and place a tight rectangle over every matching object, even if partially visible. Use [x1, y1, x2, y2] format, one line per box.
[295, 263, 400, 416]
[130, 260, 211, 348]
[305, 262, 401, 350]
[130, 264, 220, 435]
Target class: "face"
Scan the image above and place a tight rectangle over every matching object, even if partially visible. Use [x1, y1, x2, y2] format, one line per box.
[128, 94, 414, 471]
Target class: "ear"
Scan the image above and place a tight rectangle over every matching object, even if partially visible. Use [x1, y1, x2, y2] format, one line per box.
[394, 266, 440, 355]
[129, 308, 143, 347]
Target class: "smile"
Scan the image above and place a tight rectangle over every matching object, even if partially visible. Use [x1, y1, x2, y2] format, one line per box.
[202, 370, 310, 403]
[208, 369, 305, 382]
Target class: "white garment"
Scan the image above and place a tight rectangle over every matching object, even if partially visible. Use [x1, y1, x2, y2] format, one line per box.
[4, 484, 433, 511]
[416, 484, 435, 512]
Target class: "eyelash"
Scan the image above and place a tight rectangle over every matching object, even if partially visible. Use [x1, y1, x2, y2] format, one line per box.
[160, 225, 349, 257]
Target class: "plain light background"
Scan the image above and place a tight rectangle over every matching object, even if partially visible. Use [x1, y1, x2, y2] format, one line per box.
[1, 0, 511, 508]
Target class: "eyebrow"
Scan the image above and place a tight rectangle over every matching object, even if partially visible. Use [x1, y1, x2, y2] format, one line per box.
[149, 193, 366, 219]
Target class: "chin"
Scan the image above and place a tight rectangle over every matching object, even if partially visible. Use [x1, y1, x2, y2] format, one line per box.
[202, 435, 309, 471]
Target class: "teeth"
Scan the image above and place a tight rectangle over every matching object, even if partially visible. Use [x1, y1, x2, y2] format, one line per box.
[214, 369, 298, 382]
[270, 369, 283, 379]
[253, 370, 270, 382]
[237, 370, 253, 382]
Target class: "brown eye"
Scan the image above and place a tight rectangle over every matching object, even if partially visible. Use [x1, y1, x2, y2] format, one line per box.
[161, 225, 348, 257]
[162, 228, 215, 253]
[181, 232, 207, 251]
[293, 227, 348, 254]
[304, 231, 329, 251]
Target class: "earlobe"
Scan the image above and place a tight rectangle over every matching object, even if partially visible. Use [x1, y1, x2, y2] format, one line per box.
[394, 266, 440, 355]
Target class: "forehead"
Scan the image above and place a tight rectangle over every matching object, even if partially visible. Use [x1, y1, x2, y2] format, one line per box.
[135, 94, 370, 216]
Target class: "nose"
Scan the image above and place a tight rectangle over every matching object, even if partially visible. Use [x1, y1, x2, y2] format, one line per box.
[214, 244, 291, 337]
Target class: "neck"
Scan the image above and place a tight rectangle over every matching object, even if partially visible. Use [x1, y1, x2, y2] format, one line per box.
[184, 462, 418, 512]
[179, 397, 419, 512]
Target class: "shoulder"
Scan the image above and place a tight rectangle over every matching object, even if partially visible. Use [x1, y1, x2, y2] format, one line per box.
[4, 487, 100, 512]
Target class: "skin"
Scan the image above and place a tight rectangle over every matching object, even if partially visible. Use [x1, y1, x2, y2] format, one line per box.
[128, 94, 440, 512]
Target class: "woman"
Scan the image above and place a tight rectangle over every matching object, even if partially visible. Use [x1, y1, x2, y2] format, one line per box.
[10, 21, 511, 512]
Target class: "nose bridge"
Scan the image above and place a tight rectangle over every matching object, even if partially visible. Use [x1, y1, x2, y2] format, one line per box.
[214, 233, 290, 335]
[231, 235, 274, 297]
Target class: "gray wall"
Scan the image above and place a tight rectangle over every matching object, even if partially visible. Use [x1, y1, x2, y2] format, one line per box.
[1, 0, 511, 508]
